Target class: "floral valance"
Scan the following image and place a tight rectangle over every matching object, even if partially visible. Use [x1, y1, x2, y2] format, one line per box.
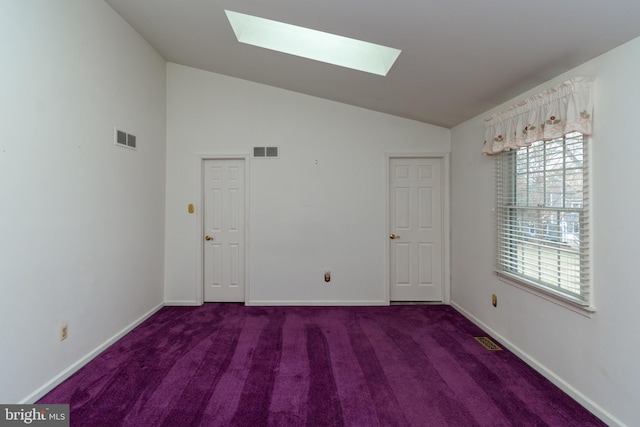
[482, 77, 595, 155]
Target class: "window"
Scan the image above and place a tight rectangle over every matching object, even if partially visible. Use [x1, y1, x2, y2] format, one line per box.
[496, 132, 590, 305]
[225, 10, 401, 76]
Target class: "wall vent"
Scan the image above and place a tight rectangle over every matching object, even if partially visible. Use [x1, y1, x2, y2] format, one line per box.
[253, 146, 279, 158]
[114, 128, 137, 150]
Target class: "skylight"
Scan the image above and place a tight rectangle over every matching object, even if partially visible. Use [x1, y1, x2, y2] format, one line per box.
[225, 10, 401, 76]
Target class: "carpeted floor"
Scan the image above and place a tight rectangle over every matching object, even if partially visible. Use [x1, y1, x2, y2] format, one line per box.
[38, 304, 605, 426]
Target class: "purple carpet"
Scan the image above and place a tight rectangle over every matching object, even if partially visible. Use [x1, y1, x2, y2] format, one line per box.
[38, 304, 605, 426]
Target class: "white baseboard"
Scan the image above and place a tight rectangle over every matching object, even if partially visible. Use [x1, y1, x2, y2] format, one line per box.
[20, 302, 165, 404]
[450, 301, 623, 427]
[247, 300, 389, 306]
[164, 300, 202, 306]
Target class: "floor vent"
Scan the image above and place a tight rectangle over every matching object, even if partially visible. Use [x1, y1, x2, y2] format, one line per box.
[474, 336, 502, 351]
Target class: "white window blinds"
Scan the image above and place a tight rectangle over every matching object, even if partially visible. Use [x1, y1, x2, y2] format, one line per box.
[496, 132, 590, 305]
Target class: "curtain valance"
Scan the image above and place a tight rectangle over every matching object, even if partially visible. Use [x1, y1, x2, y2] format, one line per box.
[482, 77, 594, 155]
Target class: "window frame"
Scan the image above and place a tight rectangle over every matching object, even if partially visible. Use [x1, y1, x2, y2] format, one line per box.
[495, 132, 593, 313]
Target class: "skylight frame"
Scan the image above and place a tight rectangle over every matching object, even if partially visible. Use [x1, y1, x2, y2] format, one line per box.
[225, 10, 401, 76]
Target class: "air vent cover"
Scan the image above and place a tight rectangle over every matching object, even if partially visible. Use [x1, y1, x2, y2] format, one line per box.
[116, 130, 127, 145]
[253, 146, 278, 158]
[114, 128, 137, 150]
[474, 336, 502, 351]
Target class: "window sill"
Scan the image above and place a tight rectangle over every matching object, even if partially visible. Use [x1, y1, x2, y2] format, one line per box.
[496, 271, 596, 317]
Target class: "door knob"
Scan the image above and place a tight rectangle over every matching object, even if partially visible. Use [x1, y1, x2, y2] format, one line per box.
[205, 235, 213, 241]
[389, 233, 400, 239]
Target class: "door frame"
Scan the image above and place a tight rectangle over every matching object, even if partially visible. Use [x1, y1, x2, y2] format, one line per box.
[384, 153, 450, 304]
[195, 154, 250, 305]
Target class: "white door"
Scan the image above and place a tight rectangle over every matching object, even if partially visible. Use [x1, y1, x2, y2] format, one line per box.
[389, 158, 443, 301]
[203, 159, 245, 302]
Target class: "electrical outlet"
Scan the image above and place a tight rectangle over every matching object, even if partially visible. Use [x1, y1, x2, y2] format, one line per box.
[492, 294, 497, 307]
[60, 323, 68, 341]
[324, 270, 331, 283]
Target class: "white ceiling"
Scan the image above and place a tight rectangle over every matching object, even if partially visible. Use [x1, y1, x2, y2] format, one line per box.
[104, 0, 640, 128]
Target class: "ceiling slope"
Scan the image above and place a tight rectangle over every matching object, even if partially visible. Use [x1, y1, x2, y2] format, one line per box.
[105, 0, 640, 128]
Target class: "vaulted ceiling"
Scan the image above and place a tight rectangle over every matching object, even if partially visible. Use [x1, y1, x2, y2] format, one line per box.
[104, 0, 640, 128]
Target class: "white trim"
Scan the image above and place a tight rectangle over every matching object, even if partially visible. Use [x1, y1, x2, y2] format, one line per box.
[247, 300, 388, 306]
[384, 153, 451, 304]
[497, 272, 595, 317]
[586, 136, 595, 308]
[20, 302, 164, 404]
[442, 153, 451, 305]
[164, 300, 201, 306]
[450, 301, 620, 427]
[384, 156, 391, 303]
[197, 154, 251, 305]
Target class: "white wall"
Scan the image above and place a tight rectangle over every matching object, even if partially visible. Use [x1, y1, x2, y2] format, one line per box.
[0, 1, 166, 403]
[165, 63, 450, 305]
[451, 36, 640, 426]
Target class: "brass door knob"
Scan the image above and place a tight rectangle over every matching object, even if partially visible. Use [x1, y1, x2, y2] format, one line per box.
[205, 235, 213, 241]
[389, 233, 400, 239]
